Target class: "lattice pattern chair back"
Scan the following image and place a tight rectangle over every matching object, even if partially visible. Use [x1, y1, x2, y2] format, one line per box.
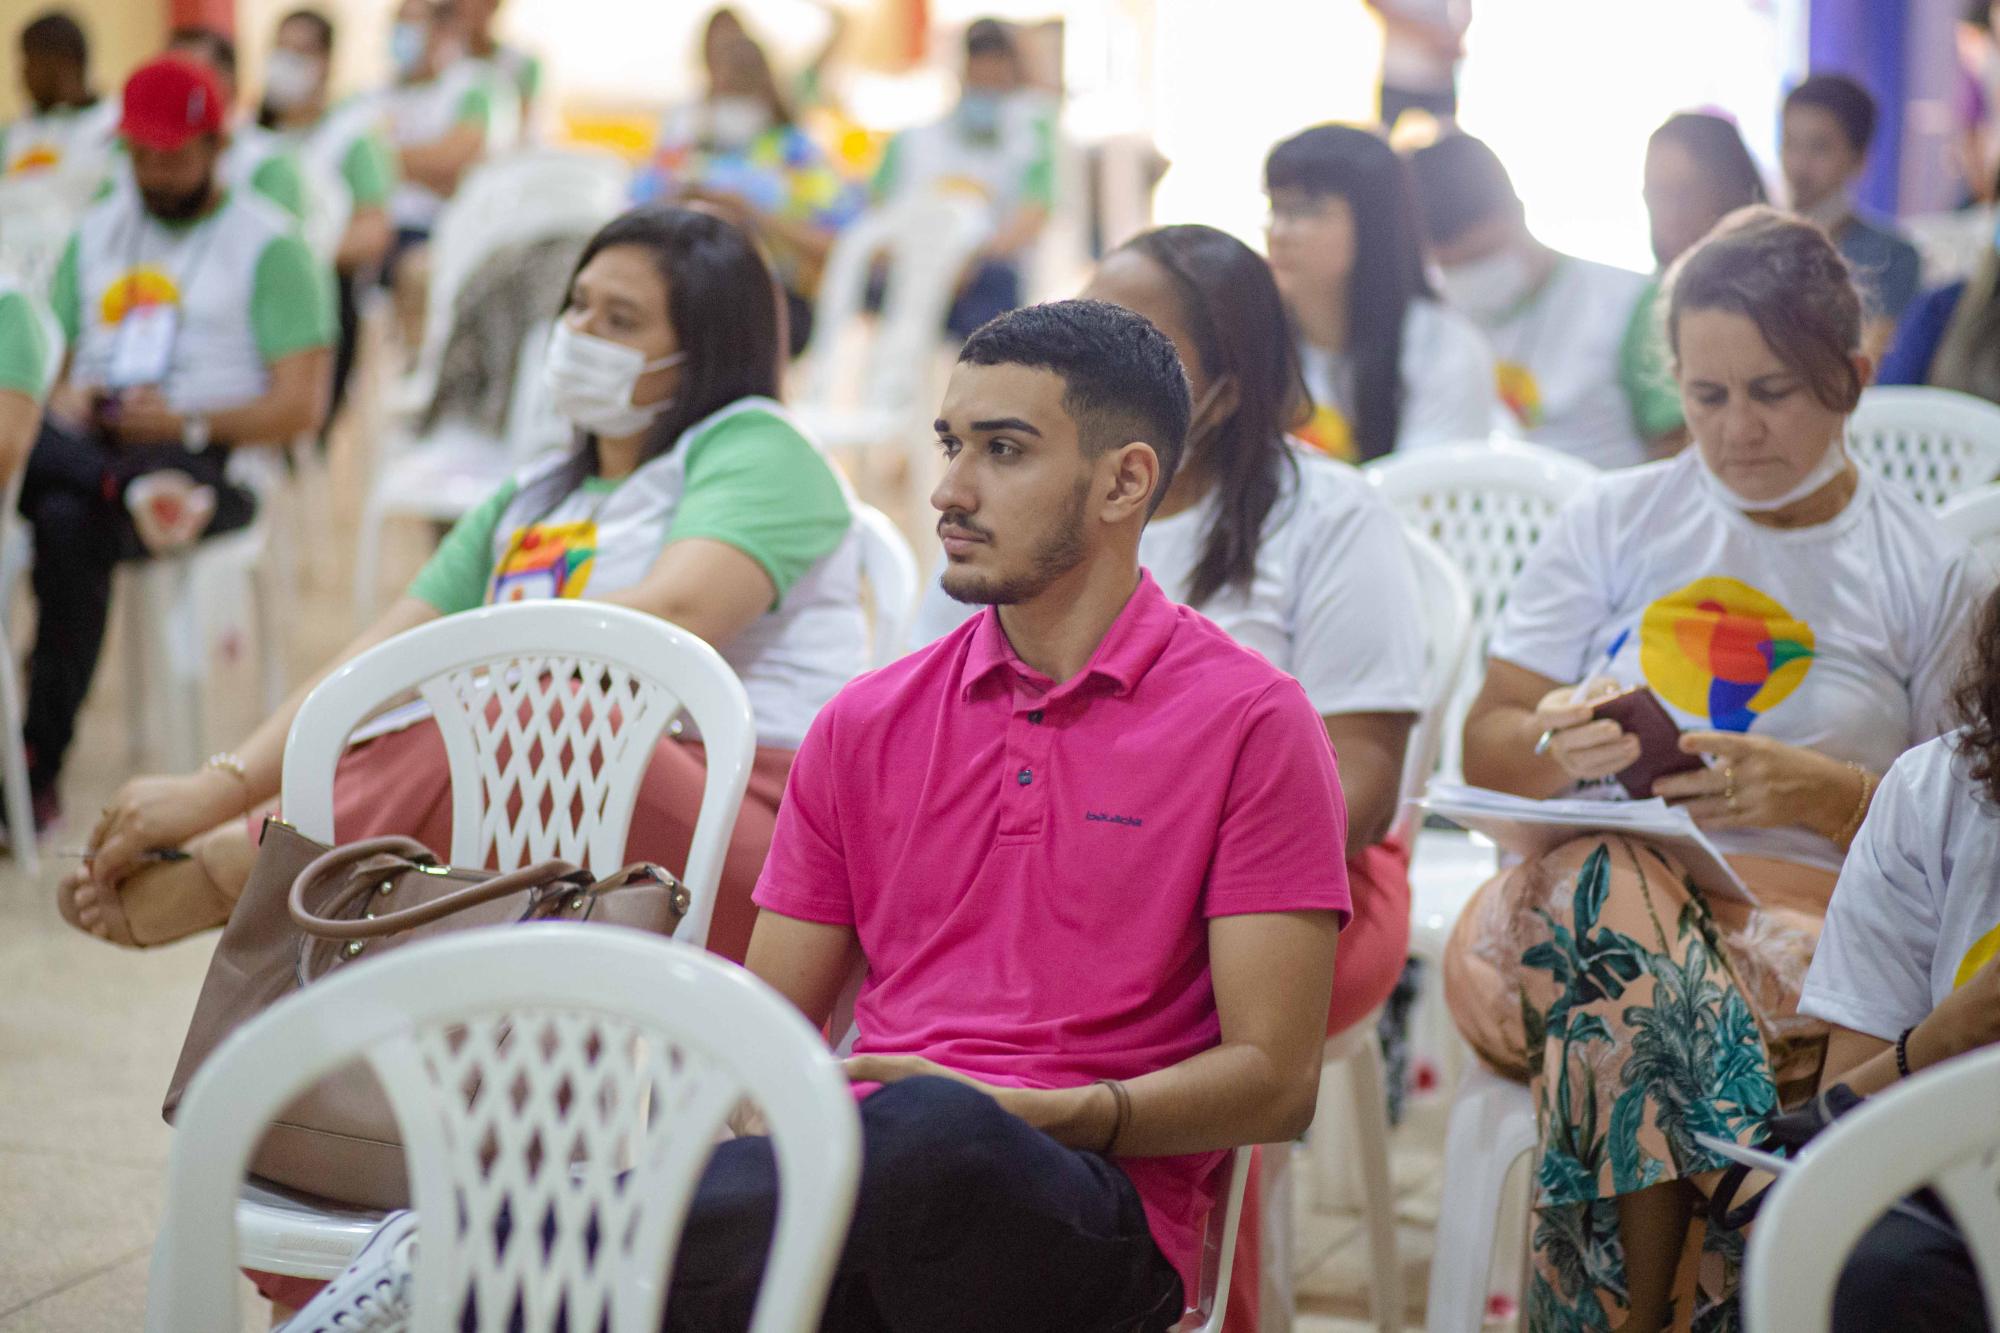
[1365, 440, 1597, 661]
[148, 926, 862, 1333]
[281, 602, 754, 947]
[1745, 1044, 2000, 1333]
[1846, 386, 2000, 509]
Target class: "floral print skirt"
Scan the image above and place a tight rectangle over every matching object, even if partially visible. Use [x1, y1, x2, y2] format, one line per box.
[1443, 836, 1834, 1332]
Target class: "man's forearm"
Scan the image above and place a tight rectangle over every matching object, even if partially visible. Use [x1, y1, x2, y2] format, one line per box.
[1004, 1039, 1317, 1157]
[206, 384, 325, 445]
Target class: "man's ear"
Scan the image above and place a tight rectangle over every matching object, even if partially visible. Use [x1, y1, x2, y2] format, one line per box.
[1098, 441, 1162, 524]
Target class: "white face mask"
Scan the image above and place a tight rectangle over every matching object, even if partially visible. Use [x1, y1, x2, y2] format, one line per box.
[1440, 249, 1537, 325]
[544, 322, 685, 438]
[1696, 434, 1852, 512]
[706, 95, 771, 153]
[262, 49, 322, 111]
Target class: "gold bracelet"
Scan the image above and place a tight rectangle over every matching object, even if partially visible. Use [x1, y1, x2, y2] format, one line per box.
[1834, 762, 1875, 846]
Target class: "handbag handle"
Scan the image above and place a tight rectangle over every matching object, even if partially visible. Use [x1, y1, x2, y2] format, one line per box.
[289, 836, 593, 940]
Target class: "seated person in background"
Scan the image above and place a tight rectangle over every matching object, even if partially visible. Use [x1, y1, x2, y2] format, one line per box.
[255, 7, 399, 435]
[1441, 208, 1988, 1332]
[1407, 131, 1674, 468]
[460, 0, 540, 129]
[1782, 73, 1922, 358]
[634, 20, 861, 357]
[291, 295, 1349, 1333]
[872, 18, 1057, 340]
[63, 207, 860, 986]
[163, 25, 311, 223]
[26, 55, 331, 829]
[2, 9, 116, 183]
[382, 0, 517, 344]
[1264, 123, 1494, 460]
[1795, 582, 2000, 1333]
[0, 279, 62, 485]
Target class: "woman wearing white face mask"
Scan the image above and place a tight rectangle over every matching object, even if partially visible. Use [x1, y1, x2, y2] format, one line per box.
[633, 16, 862, 357]
[1440, 208, 1993, 1332]
[256, 8, 398, 438]
[63, 209, 864, 1011]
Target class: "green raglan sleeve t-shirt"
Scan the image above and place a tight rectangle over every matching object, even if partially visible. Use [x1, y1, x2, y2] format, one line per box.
[407, 479, 522, 613]
[1619, 278, 1685, 443]
[341, 129, 398, 208]
[251, 231, 336, 362]
[0, 290, 52, 399]
[250, 151, 309, 221]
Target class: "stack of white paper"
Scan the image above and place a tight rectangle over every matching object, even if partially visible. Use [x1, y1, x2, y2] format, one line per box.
[1421, 782, 1759, 907]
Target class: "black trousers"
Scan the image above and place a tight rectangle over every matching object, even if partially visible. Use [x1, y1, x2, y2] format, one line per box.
[18, 415, 256, 791]
[661, 1076, 1185, 1333]
[1379, 80, 1457, 129]
[1833, 1196, 1991, 1333]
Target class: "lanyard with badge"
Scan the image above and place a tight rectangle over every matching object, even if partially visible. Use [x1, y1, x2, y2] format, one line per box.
[106, 205, 222, 391]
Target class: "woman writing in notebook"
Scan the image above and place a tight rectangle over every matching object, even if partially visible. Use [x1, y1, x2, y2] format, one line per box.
[1441, 207, 1990, 1332]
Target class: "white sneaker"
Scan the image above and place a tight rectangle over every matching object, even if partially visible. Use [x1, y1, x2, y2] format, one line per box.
[279, 1209, 418, 1332]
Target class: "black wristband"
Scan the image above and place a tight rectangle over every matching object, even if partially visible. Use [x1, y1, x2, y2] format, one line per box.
[1095, 1078, 1130, 1155]
[1895, 1026, 1916, 1079]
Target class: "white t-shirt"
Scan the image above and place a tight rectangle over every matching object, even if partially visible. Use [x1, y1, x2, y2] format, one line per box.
[1489, 450, 1991, 869]
[1800, 734, 2000, 1039]
[1481, 254, 1652, 470]
[1295, 297, 1498, 461]
[1377, 0, 1469, 92]
[0, 99, 117, 182]
[910, 444, 1428, 717]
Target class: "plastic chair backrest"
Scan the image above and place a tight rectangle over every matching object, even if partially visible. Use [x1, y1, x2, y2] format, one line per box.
[1365, 440, 1597, 663]
[796, 193, 992, 416]
[280, 601, 753, 947]
[501, 319, 570, 464]
[147, 926, 861, 1333]
[850, 504, 919, 668]
[1846, 386, 2000, 509]
[1744, 1045, 2000, 1333]
[1395, 527, 1475, 835]
[418, 149, 632, 381]
[1184, 1146, 1253, 1333]
[1939, 482, 2000, 578]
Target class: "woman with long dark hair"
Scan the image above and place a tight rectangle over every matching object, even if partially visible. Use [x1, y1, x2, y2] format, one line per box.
[1264, 122, 1495, 460]
[62, 207, 866, 982]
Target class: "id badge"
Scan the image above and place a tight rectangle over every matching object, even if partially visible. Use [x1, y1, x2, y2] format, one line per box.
[108, 304, 178, 388]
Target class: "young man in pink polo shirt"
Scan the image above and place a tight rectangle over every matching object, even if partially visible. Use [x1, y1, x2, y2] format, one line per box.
[285, 299, 1350, 1333]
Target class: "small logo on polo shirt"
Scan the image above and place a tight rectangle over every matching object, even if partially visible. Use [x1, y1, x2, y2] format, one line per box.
[1085, 811, 1143, 828]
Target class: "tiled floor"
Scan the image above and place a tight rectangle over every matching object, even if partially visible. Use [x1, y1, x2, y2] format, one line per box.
[0, 407, 1499, 1329]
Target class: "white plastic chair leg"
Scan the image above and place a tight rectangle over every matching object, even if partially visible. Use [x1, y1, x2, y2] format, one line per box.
[1313, 1018, 1402, 1333]
[1426, 1058, 1538, 1333]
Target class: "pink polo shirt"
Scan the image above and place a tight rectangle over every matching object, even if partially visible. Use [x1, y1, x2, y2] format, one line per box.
[753, 570, 1351, 1301]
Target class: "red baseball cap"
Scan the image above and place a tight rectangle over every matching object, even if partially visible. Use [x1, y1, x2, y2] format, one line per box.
[120, 55, 227, 152]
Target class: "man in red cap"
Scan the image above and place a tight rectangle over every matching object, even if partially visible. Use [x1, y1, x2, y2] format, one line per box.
[19, 53, 333, 829]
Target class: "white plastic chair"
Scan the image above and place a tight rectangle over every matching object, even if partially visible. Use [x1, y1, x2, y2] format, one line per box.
[851, 503, 918, 669]
[792, 194, 992, 517]
[237, 600, 756, 1282]
[1939, 481, 2000, 579]
[150, 925, 862, 1333]
[1180, 1146, 1253, 1333]
[1745, 1044, 2000, 1333]
[1425, 1062, 1538, 1333]
[1846, 386, 2000, 509]
[1394, 527, 1477, 835]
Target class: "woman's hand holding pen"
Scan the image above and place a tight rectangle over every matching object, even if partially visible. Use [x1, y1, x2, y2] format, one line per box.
[1531, 676, 1634, 782]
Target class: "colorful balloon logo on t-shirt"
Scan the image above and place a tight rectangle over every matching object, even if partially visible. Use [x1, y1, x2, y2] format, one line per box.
[1639, 576, 1815, 732]
[1953, 917, 2000, 989]
[99, 267, 181, 325]
[1294, 403, 1355, 462]
[488, 519, 598, 604]
[1495, 361, 1543, 429]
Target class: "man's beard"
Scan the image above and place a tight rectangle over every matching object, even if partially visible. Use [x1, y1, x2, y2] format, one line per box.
[940, 475, 1090, 607]
[142, 181, 213, 222]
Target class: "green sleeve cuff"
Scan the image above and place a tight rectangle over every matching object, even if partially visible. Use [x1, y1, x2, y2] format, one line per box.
[49, 235, 81, 344]
[252, 154, 308, 220]
[0, 291, 50, 398]
[667, 411, 852, 603]
[455, 84, 493, 131]
[1619, 282, 1683, 440]
[407, 481, 518, 612]
[342, 131, 398, 208]
[870, 134, 902, 200]
[251, 232, 335, 362]
[1020, 115, 1056, 209]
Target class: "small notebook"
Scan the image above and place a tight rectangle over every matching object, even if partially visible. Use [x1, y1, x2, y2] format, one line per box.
[1421, 782, 1760, 908]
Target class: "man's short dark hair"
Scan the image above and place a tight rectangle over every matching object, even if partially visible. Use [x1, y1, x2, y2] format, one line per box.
[21, 10, 87, 65]
[1785, 73, 1878, 155]
[167, 25, 237, 83]
[1405, 132, 1521, 248]
[958, 299, 1191, 511]
[965, 17, 1016, 61]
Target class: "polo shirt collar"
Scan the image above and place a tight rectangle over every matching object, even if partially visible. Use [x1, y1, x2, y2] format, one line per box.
[959, 569, 1179, 703]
